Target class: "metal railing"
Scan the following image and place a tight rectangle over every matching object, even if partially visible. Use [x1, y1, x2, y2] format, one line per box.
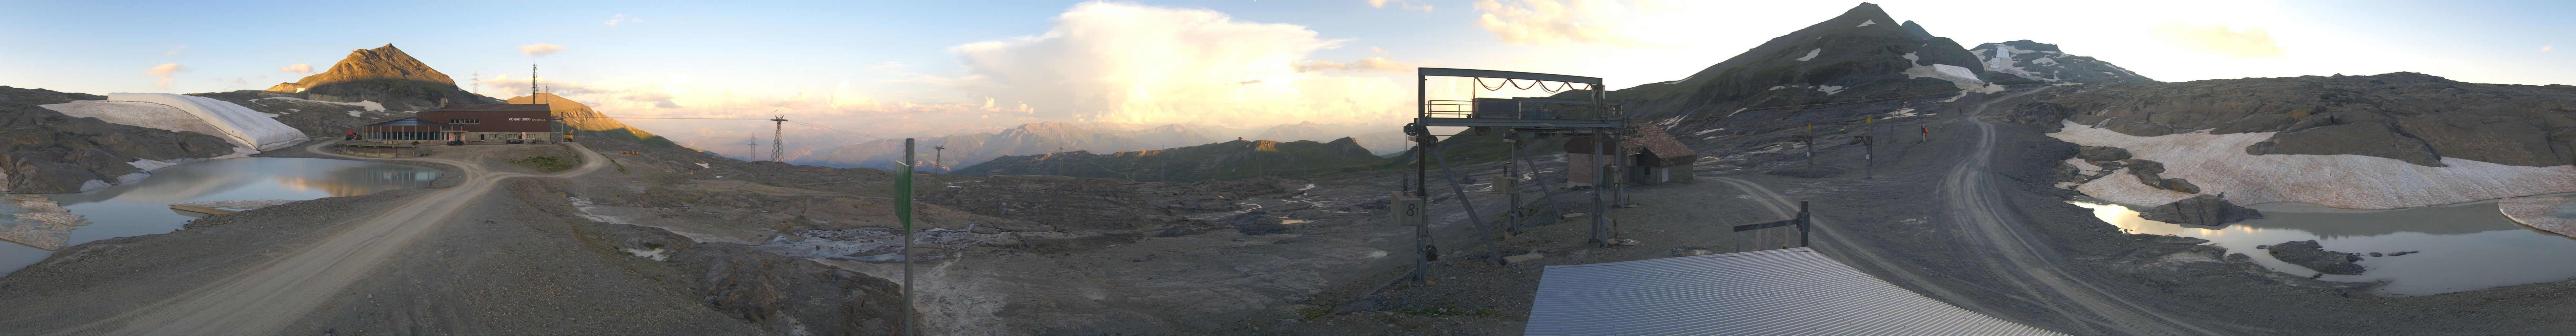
[1421, 99, 1623, 120]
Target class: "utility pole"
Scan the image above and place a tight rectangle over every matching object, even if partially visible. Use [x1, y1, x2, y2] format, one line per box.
[745, 137, 758, 161]
[769, 115, 787, 162]
[896, 138, 916, 336]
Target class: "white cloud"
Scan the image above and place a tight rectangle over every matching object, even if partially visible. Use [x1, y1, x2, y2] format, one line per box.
[2152, 22, 2286, 58]
[1369, 0, 1434, 11]
[868, 61, 910, 72]
[604, 14, 642, 28]
[940, 2, 1409, 128]
[521, 43, 565, 56]
[143, 63, 184, 89]
[161, 45, 186, 57]
[2546, 45, 2556, 52]
[1472, 0, 1659, 46]
[280, 63, 312, 74]
[1295, 56, 1422, 73]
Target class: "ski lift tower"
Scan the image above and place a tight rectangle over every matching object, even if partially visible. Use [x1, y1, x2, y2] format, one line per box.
[1402, 68, 1626, 285]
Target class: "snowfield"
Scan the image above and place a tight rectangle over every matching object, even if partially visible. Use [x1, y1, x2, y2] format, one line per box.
[2050, 120, 2576, 210]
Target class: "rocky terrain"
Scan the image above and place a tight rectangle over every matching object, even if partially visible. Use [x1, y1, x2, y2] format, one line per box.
[0, 87, 235, 194]
[1970, 40, 2154, 84]
[950, 138, 1383, 182]
[2010, 72, 2576, 167]
[265, 44, 497, 112]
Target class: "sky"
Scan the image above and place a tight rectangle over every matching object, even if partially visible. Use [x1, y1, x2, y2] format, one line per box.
[3, 0, 2571, 154]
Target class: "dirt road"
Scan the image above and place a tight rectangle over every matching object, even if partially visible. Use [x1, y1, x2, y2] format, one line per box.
[1705, 88, 2226, 335]
[55, 143, 607, 334]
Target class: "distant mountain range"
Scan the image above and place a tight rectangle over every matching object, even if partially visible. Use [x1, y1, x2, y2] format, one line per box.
[947, 137, 1381, 181]
[509, 93, 678, 147]
[794, 120, 1404, 170]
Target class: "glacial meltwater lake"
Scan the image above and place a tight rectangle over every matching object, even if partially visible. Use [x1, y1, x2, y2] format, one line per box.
[2075, 197, 2576, 296]
[0, 157, 440, 276]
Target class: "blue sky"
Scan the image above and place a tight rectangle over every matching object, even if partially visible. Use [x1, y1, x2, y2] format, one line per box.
[3, 0, 2570, 152]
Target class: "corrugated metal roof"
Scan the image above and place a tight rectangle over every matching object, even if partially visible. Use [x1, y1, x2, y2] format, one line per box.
[363, 117, 449, 126]
[1526, 247, 2060, 336]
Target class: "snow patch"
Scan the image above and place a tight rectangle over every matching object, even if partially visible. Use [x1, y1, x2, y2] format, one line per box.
[623, 248, 670, 262]
[1796, 48, 1820, 61]
[1883, 108, 1932, 120]
[2051, 119, 2576, 210]
[695, 162, 710, 169]
[77, 179, 109, 192]
[1856, 20, 1877, 27]
[126, 158, 179, 171]
[1693, 128, 1726, 135]
[1816, 85, 1845, 95]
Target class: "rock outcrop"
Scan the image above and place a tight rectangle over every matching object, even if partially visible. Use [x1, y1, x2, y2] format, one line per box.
[0, 86, 105, 105]
[2138, 194, 2263, 226]
[266, 44, 499, 112]
[2267, 240, 2365, 275]
[1223, 211, 1288, 235]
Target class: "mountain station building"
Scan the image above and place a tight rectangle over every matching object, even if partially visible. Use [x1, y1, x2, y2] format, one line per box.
[358, 103, 558, 142]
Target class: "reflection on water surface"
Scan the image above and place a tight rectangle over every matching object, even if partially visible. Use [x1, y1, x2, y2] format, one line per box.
[2075, 198, 2576, 296]
[0, 158, 440, 276]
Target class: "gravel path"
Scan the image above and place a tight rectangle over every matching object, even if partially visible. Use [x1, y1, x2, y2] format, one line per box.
[54, 142, 607, 334]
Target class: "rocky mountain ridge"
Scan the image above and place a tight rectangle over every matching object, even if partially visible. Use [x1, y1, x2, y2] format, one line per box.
[265, 44, 498, 112]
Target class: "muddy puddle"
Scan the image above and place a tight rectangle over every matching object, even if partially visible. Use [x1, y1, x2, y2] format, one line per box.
[2074, 198, 2576, 296]
[0, 158, 440, 276]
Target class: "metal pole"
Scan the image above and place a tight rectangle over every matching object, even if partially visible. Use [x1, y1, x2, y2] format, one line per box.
[1504, 134, 1523, 234]
[899, 138, 915, 336]
[1591, 134, 1609, 246]
[1798, 200, 1811, 248]
[1431, 145, 1502, 265]
[1414, 73, 1431, 286]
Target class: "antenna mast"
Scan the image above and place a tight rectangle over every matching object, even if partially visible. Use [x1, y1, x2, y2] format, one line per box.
[530, 64, 542, 104]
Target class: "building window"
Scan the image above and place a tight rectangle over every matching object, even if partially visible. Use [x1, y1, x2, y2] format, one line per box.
[449, 119, 480, 124]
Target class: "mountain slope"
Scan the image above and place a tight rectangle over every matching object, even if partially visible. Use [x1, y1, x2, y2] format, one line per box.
[266, 44, 497, 112]
[508, 93, 678, 147]
[2011, 72, 2576, 167]
[1971, 40, 2154, 84]
[1603, 3, 2011, 120]
[948, 137, 1380, 182]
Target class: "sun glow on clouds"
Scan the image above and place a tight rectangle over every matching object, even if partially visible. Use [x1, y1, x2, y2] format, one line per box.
[942, 2, 1412, 128]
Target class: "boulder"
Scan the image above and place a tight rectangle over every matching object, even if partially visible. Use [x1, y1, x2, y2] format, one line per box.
[2267, 240, 2365, 275]
[2138, 194, 2263, 226]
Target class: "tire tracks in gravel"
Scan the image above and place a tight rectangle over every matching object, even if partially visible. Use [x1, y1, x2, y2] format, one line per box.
[56, 142, 608, 335]
[1708, 88, 2230, 335]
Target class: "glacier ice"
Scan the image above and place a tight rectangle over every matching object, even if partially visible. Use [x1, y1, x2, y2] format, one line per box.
[108, 93, 305, 151]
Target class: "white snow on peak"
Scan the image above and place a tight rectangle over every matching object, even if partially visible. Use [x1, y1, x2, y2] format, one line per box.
[2031, 57, 2059, 66]
[1817, 85, 1846, 95]
[2042, 51, 2060, 54]
[1856, 20, 1877, 27]
[110, 94, 306, 151]
[1796, 48, 1820, 61]
[1976, 43, 2066, 83]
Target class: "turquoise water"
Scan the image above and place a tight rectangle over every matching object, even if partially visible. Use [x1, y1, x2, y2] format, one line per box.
[0, 158, 440, 276]
[2075, 198, 2576, 296]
